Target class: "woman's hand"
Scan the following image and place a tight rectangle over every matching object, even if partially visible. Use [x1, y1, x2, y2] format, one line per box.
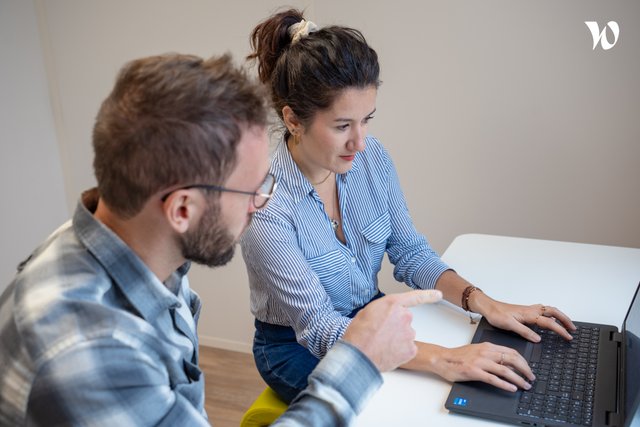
[472, 293, 577, 342]
[414, 342, 535, 392]
[435, 271, 577, 342]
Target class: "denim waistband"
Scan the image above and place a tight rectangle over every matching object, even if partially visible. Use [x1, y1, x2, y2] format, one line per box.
[254, 318, 297, 342]
[254, 290, 385, 341]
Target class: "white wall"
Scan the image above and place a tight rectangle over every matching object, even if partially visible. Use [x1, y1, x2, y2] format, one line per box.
[4, 0, 639, 351]
[32, 0, 315, 352]
[317, 0, 640, 251]
[0, 0, 68, 290]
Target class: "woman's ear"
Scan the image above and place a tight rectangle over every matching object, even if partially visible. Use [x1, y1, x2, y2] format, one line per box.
[282, 106, 302, 134]
[162, 190, 201, 234]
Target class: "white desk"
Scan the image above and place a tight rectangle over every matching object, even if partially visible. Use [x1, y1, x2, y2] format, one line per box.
[356, 234, 640, 426]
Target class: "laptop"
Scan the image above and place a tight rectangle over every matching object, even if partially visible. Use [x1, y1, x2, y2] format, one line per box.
[445, 282, 640, 427]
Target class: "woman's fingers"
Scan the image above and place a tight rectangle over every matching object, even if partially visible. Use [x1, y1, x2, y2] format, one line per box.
[483, 350, 534, 391]
[528, 304, 576, 341]
[450, 344, 535, 391]
[490, 303, 578, 342]
[495, 347, 535, 383]
[536, 305, 577, 339]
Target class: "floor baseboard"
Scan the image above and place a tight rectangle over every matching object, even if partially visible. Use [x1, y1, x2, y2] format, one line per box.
[199, 335, 252, 354]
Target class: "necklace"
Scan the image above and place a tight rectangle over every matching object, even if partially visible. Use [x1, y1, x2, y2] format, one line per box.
[310, 171, 332, 186]
[330, 184, 340, 232]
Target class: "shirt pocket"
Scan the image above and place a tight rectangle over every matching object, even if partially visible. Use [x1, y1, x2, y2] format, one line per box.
[361, 211, 391, 244]
[360, 211, 392, 268]
[307, 249, 350, 305]
[173, 359, 205, 410]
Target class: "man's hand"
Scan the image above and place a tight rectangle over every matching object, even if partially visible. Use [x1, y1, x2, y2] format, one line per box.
[342, 290, 442, 372]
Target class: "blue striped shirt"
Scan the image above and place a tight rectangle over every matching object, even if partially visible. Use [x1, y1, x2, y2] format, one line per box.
[241, 136, 450, 358]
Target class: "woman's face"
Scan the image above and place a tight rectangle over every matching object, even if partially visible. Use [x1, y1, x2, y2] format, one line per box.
[296, 86, 377, 176]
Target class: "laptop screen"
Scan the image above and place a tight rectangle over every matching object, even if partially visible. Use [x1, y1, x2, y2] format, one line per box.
[624, 284, 640, 425]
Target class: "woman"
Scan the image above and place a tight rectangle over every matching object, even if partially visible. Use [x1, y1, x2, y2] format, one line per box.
[240, 8, 576, 404]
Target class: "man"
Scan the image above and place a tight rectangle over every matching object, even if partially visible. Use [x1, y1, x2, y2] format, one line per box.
[0, 53, 441, 426]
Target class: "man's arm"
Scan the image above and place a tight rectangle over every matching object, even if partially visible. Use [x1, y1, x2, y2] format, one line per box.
[26, 337, 209, 427]
[272, 341, 381, 426]
[272, 289, 443, 426]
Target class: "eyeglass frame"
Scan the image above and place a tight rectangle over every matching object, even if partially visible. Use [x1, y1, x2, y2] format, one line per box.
[160, 173, 277, 209]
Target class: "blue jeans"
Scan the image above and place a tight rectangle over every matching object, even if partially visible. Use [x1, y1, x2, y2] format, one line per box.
[253, 291, 384, 403]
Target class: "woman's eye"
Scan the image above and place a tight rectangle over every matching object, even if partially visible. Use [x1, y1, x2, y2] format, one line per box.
[336, 124, 349, 131]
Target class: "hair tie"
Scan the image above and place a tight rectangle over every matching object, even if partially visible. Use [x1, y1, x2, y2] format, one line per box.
[288, 19, 318, 44]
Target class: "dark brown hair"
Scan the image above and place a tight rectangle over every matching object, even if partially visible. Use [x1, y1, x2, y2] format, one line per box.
[248, 8, 380, 134]
[92, 53, 267, 218]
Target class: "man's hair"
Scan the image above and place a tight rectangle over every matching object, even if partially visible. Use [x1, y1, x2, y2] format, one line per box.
[92, 53, 268, 218]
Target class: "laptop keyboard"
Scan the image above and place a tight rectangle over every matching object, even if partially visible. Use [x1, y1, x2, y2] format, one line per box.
[517, 325, 600, 426]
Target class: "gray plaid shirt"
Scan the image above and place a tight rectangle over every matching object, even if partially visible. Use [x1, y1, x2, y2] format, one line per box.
[0, 189, 381, 426]
[0, 189, 207, 426]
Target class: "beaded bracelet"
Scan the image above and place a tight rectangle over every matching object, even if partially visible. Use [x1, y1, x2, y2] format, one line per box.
[461, 285, 482, 312]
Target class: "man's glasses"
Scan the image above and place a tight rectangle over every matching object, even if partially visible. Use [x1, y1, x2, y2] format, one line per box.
[161, 173, 277, 209]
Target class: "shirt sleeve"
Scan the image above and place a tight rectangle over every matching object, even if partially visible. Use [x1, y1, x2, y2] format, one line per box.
[381, 147, 451, 289]
[25, 337, 209, 427]
[272, 340, 382, 426]
[241, 211, 352, 358]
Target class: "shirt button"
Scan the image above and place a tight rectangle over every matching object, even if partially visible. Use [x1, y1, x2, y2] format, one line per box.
[351, 257, 356, 263]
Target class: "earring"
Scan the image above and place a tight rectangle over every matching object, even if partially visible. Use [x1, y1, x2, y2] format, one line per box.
[290, 129, 300, 145]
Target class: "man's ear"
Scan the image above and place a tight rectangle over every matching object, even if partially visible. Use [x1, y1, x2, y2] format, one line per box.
[162, 190, 201, 234]
[282, 106, 302, 134]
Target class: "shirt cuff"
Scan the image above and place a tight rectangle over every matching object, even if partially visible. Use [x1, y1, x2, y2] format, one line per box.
[413, 258, 451, 289]
[307, 340, 382, 413]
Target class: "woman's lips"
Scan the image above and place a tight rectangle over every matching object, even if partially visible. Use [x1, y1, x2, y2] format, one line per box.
[340, 154, 355, 161]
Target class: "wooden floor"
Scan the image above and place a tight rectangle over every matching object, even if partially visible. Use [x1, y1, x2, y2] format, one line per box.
[200, 346, 267, 427]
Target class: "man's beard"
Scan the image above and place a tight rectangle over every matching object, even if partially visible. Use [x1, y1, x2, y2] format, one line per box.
[179, 199, 237, 268]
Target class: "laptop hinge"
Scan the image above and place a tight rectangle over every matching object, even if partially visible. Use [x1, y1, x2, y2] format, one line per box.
[606, 331, 624, 427]
[606, 411, 623, 426]
[610, 331, 622, 343]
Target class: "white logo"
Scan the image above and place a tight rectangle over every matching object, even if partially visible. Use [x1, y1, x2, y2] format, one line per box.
[585, 21, 620, 50]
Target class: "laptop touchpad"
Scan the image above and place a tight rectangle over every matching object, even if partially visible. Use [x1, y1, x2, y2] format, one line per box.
[477, 329, 529, 357]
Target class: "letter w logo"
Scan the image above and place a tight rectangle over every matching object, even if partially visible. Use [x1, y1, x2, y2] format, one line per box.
[585, 21, 620, 50]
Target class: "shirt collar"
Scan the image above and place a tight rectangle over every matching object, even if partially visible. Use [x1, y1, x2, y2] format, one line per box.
[73, 188, 189, 321]
[270, 137, 361, 203]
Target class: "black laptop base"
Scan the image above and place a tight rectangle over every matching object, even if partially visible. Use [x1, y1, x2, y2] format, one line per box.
[445, 317, 620, 427]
